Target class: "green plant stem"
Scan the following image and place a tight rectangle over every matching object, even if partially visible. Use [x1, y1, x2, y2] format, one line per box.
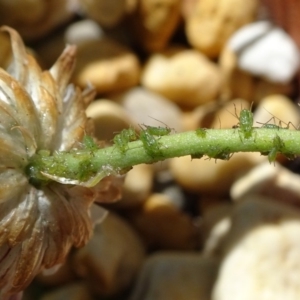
[27, 128, 300, 186]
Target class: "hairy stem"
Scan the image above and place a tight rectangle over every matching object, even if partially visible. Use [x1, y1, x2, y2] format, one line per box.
[27, 128, 300, 186]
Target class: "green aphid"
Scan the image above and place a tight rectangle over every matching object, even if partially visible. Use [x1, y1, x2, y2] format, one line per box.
[142, 124, 172, 136]
[267, 135, 285, 163]
[140, 129, 162, 157]
[207, 147, 232, 161]
[82, 135, 98, 150]
[191, 152, 204, 159]
[260, 123, 281, 130]
[239, 108, 254, 139]
[113, 128, 138, 153]
[195, 128, 207, 138]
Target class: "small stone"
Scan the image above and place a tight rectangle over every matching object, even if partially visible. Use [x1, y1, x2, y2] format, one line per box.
[185, 0, 259, 58]
[72, 212, 145, 297]
[220, 47, 293, 103]
[130, 252, 219, 300]
[128, 193, 198, 250]
[119, 164, 154, 207]
[231, 162, 300, 207]
[40, 282, 92, 300]
[77, 0, 137, 28]
[72, 38, 141, 94]
[142, 49, 222, 108]
[113, 87, 183, 132]
[228, 21, 300, 84]
[169, 153, 265, 195]
[130, 0, 181, 52]
[0, 0, 74, 41]
[86, 99, 134, 141]
[212, 197, 300, 300]
[65, 19, 105, 45]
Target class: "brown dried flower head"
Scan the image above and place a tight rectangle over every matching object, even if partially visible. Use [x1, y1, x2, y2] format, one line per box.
[0, 26, 121, 297]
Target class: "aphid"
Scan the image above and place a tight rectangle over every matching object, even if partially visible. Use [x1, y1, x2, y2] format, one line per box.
[230, 104, 254, 140]
[82, 135, 98, 150]
[195, 128, 207, 138]
[141, 124, 172, 136]
[239, 108, 254, 139]
[267, 135, 285, 163]
[191, 152, 204, 160]
[207, 147, 232, 161]
[113, 127, 138, 153]
[139, 128, 163, 157]
[260, 123, 281, 130]
[256, 107, 298, 130]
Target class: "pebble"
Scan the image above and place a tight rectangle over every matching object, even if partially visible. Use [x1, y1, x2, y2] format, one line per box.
[185, 0, 259, 58]
[129, 0, 181, 52]
[72, 38, 141, 94]
[77, 0, 137, 28]
[128, 193, 198, 250]
[231, 162, 300, 208]
[112, 87, 183, 132]
[0, 0, 74, 41]
[228, 21, 300, 84]
[72, 212, 145, 297]
[119, 164, 154, 208]
[169, 153, 265, 196]
[220, 47, 294, 103]
[65, 19, 105, 45]
[86, 99, 134, 141]
[212, 197, 300, 300]
[142, 48, 222, 108]
[129, 252, 219, 300]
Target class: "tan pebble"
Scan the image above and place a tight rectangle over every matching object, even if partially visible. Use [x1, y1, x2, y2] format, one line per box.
[212, 197, 300, 300]
[169, 153, 265, 195]
[72, 212, 145, 297]
[40, 282, 92, 300]
[65, 19, 104, 46]
[73, 38, 141, 94]
[231, 162, 300, 208]
[130, 252, 219, 300]
[181, 0, 198, 19]
[252, 79, 293, 104]
[185, 0, 259, 58]
[201, 203, 233, 256]
[0, 0, 74, 41]
[119, 164, 154, 207]
[219, 48, 255, 102]
[113, 87, 183, 132]
[182, 101, 224, 131]
[130, 0, 181, 52]
[142, 49, 222, 108]
[129, 193, 198, 250]
[86, 99, 134, 141]
[254, 94, 300, 128]
[78, 0, 137, 28]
